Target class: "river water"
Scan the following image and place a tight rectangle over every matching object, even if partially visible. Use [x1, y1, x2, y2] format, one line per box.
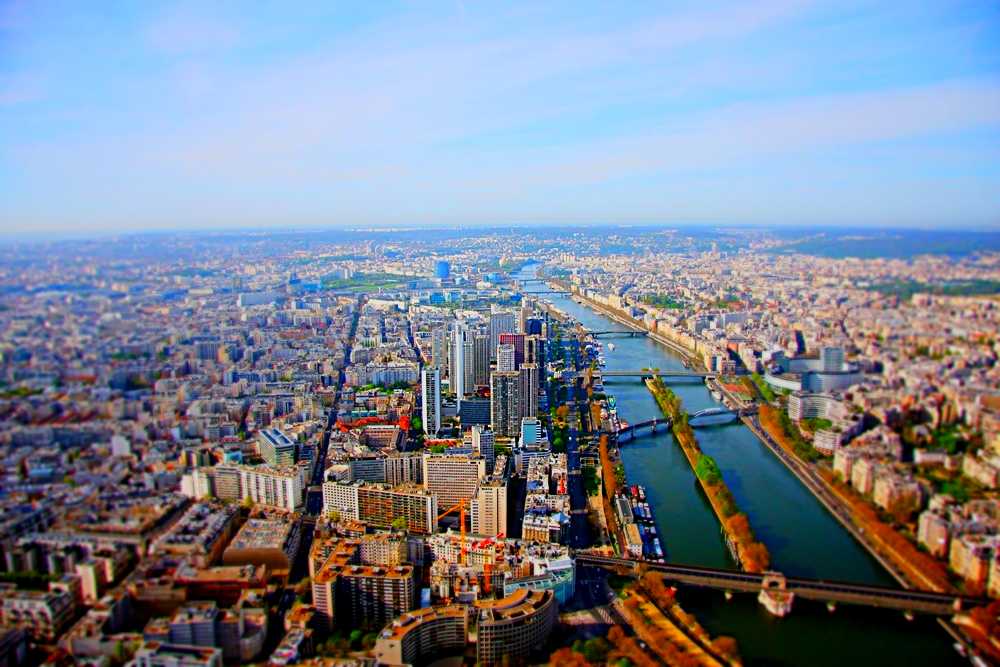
[512, 265, 964, 667]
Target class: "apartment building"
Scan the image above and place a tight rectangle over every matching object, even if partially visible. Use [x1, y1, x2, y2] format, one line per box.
[131, 643, 222, 667]
[256, 429, 298, 468]
[322, 481, 438, 534]
[490, 372, 521, 437]
[422, 454, 487, 509]
[0, 585, 75, 643]
[312, 540, 418, 634]
[238, 466, 306, 512]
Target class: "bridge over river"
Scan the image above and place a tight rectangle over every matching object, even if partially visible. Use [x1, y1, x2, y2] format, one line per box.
[616, 418, 671, 443]
[575, 554, 982, 616]
[598, 370, 719, 378]
[591, 330, 649, 337]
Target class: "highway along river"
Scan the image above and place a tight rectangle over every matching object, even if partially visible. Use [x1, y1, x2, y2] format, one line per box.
[512, 264, 963, 667]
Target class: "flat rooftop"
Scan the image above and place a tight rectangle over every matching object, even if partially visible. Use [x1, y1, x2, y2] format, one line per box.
[380, 604, 467, 641]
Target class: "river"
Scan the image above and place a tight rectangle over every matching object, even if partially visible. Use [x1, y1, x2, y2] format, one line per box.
[512, 264, 964, 667]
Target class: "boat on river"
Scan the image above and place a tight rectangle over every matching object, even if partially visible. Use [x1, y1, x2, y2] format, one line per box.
[711, 390, 724, 401]
[608, 343, 615, 351]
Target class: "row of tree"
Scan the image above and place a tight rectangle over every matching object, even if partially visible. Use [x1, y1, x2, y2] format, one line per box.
[619, 593, 716, 667]
[314, 629, 379, 657]
[758, 405, 819, 461]
[819, 468, 955, 593]
[637, 572, 740, 664]
[648, 378, 772, 573]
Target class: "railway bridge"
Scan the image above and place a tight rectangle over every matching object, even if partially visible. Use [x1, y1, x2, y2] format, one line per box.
[598, 370, 719, 379]
[575, 554, 982, 616]
[591, 330, 649, 337]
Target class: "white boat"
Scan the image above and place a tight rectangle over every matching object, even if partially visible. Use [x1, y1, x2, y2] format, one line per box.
[607, 343, 615, 351]
[758, 589, 795, 617]
[711, 390, 723, 401]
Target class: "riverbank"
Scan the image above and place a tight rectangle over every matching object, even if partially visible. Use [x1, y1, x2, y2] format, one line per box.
[647, 377, 770, 573]
[543, 280, 702, 363]
[537, 277, 951, 586]
[618, 589, 725, 667]
[513, 265, 966, 666]
[741, 392, 981, 658]
[741, 414, 912, 587]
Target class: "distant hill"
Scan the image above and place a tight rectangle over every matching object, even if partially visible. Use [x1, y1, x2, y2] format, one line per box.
[765, 229, 1000, 259]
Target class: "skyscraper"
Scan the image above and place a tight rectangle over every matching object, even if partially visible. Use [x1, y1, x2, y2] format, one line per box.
[518, 364, 539, 420]
[490, 371, 521, 437]
[499, 333, 526, 368]
[421, 367, 441, 437]
[470, 425, 496, 475]
[519, 306, 533, 334]
[450, 325, 468, 400]
[473, 333, 490, 387]
[525, 335, 545, 389]
[461, 333, 475, 399]
[432, 328, 448, 375]
[489, 312, 516, 362]
[497, 344, 516, 372]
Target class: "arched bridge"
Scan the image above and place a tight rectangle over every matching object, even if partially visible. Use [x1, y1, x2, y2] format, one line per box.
[616, 418, 672, 443]
[688, 407, 740, 427]
[574, 554, 982, 616]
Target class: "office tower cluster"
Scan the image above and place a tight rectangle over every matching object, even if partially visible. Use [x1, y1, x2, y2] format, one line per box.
[421, 305, 545, 439]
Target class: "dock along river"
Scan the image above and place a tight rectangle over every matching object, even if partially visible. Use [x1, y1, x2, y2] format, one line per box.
[512, 264, 964, 666]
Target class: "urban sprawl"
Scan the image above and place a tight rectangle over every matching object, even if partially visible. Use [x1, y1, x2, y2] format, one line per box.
[1, 227, 1000, 666]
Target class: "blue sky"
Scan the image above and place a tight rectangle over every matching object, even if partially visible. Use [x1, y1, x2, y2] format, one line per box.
[1, 1, 998, 233]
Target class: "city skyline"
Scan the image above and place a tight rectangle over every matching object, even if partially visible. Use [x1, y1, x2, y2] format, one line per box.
[1, 1, 998, 233]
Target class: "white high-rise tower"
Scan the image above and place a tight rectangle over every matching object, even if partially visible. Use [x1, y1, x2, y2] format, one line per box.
[421, 366, 441, 436]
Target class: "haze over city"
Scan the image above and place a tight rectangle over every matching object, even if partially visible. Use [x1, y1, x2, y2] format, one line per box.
[1, 1, 999, 233]
[4, 3, 1000, 667]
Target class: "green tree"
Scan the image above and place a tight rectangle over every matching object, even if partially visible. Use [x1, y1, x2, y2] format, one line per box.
[411, 416, 422, 431]
[430, 444, 447, 454]
[295, 576, 311, 603]
[242, 495, 255, 509]
[349, 629, 363, 649]
[582, 637, 611, 663]
[391, 517, 409, 531]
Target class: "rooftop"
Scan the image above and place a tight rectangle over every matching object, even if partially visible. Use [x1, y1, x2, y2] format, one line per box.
[379, 604, 467, 641]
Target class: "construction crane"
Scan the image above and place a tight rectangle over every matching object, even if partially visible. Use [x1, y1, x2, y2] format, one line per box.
[436, 501, 469, 566]
[482, 532, 505, 595]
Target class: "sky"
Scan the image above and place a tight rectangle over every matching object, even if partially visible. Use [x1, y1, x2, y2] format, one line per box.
[1, 1, 999, 234]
